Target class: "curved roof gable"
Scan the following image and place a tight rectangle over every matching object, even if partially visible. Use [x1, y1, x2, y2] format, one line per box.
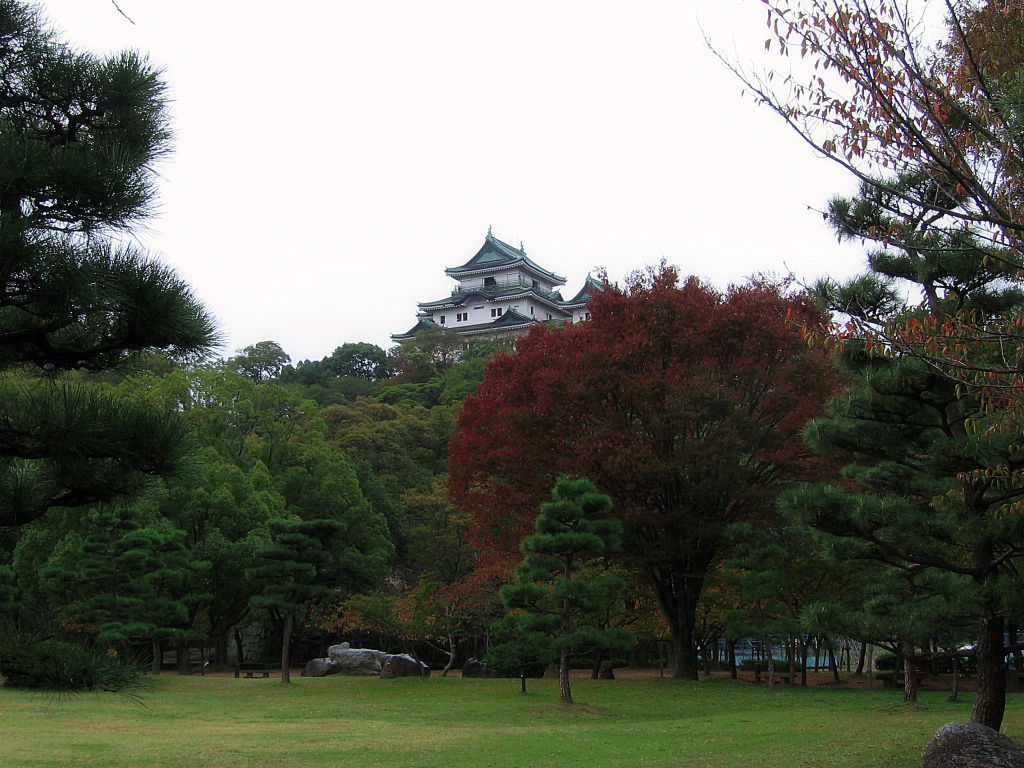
[445, 231, 566, 286]
[562, 275, 605, 308]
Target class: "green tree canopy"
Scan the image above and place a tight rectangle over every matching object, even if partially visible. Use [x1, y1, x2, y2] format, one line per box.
[0, 0, 217, 527]
[496, 477, 632, 704]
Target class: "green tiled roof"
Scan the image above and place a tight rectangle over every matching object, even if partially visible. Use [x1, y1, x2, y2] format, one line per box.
[390, 317, 437, 340]
[445, 231, 566, 285]
[563, 275, 604, 307]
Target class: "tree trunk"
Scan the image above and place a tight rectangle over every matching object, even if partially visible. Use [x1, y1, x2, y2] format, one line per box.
[233, 627, 245, 677]
[828, 641, 840, 683]
[439, 635, 456, 677]
[903, 654, 918, 703]
[949, 654, 960, 702]
[866, 644, 874, 688]
[971, 611, 1006, 730]
[645, 562, 706, 680]
[151, 638, 161, 675]
[176, 638, 192, 675]
[672, 633, 699, 680]
[280, 611, 293, 684]
[854, 642, 866, 676]
[212, 630, 229, 671]
[800, 639, 809, 686]
[767, 644, 776, 690]
[728, 638, 737, 679]
[558, 646, 572, 704]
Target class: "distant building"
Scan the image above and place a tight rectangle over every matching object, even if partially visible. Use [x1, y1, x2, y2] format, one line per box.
[393, 229, 600, 342]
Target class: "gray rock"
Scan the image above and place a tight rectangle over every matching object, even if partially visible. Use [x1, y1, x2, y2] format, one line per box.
[462, 657, 501, 678]
[380, 653, 430, 678]
[327, 642, 387, 676]
[301, 658, 341, 677]
[922, 722, 1024, 768]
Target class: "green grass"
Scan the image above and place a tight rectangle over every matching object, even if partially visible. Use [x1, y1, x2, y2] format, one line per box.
[0, 674, 1021, 768]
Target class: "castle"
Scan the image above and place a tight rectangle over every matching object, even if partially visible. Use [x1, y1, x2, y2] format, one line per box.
[393, 229, 599, 342]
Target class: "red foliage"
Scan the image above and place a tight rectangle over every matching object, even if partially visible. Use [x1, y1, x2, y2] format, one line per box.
[448, 266, 842, 676]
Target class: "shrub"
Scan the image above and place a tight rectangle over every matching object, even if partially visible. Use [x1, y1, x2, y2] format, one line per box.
[0, 630, 148, 695]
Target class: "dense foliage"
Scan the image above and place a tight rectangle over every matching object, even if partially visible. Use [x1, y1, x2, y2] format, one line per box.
[725, 0, 1024, 731]
[0, 0, 218, 529]
[450, 266, 840, 679]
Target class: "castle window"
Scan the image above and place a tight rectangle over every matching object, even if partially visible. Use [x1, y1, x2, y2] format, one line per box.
[457, 312, 467, 322]
[491, 308, 503, 317]
[439, 315, 445, 324]
[484, 276, 496, 287]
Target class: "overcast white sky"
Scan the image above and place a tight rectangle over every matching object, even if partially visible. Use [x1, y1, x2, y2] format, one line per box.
[40, 0, 867, 362]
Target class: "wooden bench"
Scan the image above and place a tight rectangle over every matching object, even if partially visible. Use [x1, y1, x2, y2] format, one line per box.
[234, 670, 271, 679]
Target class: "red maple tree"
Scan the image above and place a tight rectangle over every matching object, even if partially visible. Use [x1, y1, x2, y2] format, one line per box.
[448, 265, 841, 679]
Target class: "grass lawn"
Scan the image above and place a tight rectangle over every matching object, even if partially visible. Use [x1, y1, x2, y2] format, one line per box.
[0, 672, 1021, 768]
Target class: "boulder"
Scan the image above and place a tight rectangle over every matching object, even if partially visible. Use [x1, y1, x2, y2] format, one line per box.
[301, 658, 341, 677]
[462, 657, 502, 678]
[327, 642, 387, 676]
[380, 653, 430, 678]
[922, 722, 1024, 768]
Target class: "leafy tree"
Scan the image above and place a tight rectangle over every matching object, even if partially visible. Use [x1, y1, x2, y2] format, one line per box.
[325, 342, 388, 381]
[496, 477, 631, 704]
[249, 441, 392, 683]
[450, 266, 840, 679]
[387, 326, 467, 381]
[723, 523, 848, 686]
[718, 0, 1024, 401]
[402, 478, 473, 585]
[321, 399, 452, 499]
[119, 362, 393, 670]
[323, 574, 475, 676]
[230, 341, 291, 382]
[0, 0, 217, 527]
[726, 0, 1024, 262]
[719, 3, 1024, 728]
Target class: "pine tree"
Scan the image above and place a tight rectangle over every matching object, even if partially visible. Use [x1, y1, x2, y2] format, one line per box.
[40, 506, 194, 660]
[496, 477, 632, 704]
[780, 174, 1024, 729]
[0, 0, 217, 527]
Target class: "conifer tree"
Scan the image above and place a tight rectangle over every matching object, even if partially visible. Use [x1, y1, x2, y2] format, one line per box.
[0, 0, 217, 527]
[497, 477, 632, 704]
[780, 174, 1024, 729]
[40, 505, 194, 665]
